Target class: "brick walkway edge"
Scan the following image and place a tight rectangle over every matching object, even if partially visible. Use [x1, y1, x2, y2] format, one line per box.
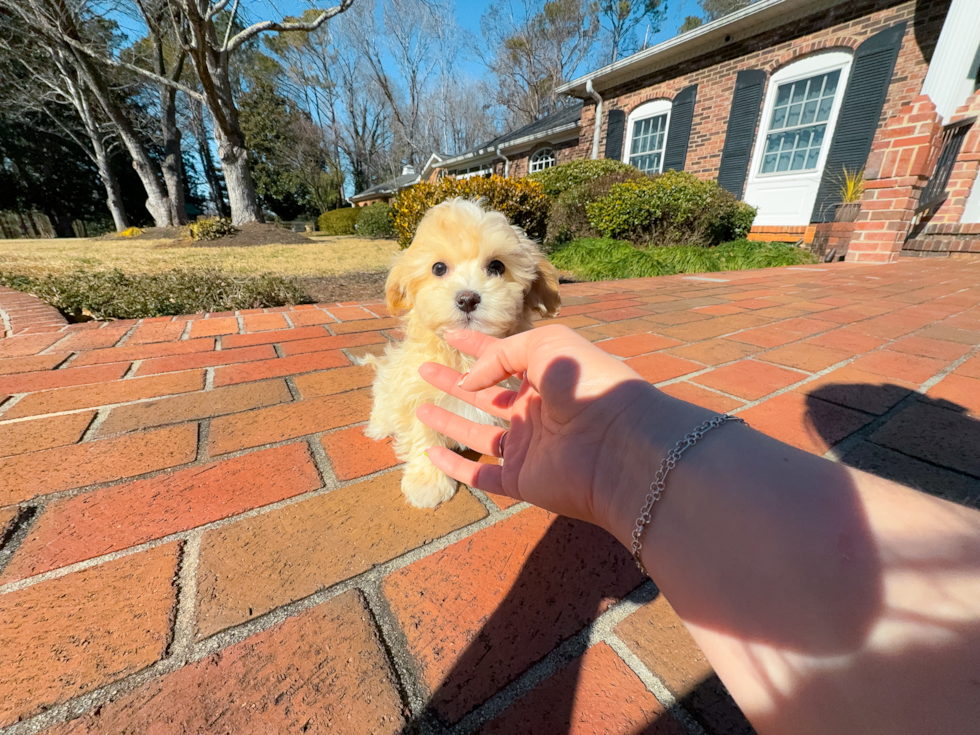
[1, 259, 979, 734]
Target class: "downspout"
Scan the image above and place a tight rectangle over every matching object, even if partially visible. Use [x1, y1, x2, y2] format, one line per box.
[586, 79, 603, 160]
[496, 146, 511, 178]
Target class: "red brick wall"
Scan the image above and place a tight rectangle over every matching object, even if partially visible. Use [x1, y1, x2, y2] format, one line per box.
[496, 138, 580, 179]
[575, 0, 948, 187]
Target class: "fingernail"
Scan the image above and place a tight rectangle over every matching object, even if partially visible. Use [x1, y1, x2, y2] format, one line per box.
[457, 372, 469, 388]
[423, 451, 429, 459]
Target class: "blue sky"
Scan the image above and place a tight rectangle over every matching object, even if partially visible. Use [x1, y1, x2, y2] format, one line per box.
[107, 0, 704, 78]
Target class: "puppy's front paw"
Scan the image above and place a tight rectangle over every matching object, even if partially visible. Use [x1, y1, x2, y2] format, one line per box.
[402, 459, 457, 508]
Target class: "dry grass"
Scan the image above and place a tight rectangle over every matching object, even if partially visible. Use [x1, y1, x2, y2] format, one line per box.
[0, 235, 399, 278]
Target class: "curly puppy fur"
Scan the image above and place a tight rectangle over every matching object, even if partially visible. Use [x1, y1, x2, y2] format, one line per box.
[361, 198, 561, 507]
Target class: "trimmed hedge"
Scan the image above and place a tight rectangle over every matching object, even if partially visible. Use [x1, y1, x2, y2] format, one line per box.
[586, 170, 757, 247]
[528, 159, 641, 198]
[0, 269, 312, 320]
[549, 237, 816, 281]
[318, 207, 361, 235]
[354, 202, 396, 238]
[544, 169, 647, 248]
[391, 175, 548, 248]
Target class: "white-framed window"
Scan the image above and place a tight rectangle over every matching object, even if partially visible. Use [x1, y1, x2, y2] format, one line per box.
[744, 51, 853, 227]
[454, 164, 492, 180]
[623, 99, 672, 174]
[529, 147, 556, 173]
[759, 69, 842, 175]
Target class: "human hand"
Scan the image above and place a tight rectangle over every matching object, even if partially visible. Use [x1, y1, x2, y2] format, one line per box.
[416, 325, 708, 539]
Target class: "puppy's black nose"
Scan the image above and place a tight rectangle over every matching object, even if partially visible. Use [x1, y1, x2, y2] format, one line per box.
[455, 290, 481, 313]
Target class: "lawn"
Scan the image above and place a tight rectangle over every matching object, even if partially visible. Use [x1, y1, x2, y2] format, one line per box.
[0, 234, 399, 278]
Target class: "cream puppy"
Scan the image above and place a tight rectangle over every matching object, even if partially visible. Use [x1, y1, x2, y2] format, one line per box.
[361, 198, 560, 507]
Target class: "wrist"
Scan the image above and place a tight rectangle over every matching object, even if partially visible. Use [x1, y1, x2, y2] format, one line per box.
[599, 386, 716, 552]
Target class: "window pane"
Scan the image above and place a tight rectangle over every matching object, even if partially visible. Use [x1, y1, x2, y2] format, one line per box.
[805, 149, 821, 168]
[824, 69, 840, 96]
[817, 96, 834, 122]
[791, 149, 808, 170]
[791, 82, 807, 104]
[771, 106, 787, 129]
[800, 100, 818, 125]
[806, 75, 824, 100]
[777, 149, 793, 171]
[786, 103, 802, 127]
[775, 85, 792, 106]
[762, 153, 778, 173]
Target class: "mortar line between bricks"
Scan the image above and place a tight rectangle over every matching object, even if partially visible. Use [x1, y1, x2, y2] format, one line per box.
[0, 461, 522, 596]
[283, 375, 302, 401]
[360, 580, 433, 723]
[448, 580, 660, 735]
[179, 320, 192, 341]
[604, 633, 708, 735]
[77, 409, 105, 443]
[120, 360, 141, 378]
[306, 433, 340, 492]
[823, 342, 980, 464]
[111, 323, 140, 348]
[168, 531, 202, 663]
[0, 506, 41, 579]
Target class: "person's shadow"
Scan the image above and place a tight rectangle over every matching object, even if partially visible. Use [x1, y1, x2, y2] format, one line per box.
[398, 372, 980, 735]
[805, 383, 980, 509]
[397, 515, 756, 735]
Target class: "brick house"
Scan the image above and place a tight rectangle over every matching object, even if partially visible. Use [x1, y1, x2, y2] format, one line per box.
[434, 103, 583, 181]
[437, 0, 980, 262]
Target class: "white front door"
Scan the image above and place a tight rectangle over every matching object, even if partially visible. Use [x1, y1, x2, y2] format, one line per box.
[744, 52, 853, 226]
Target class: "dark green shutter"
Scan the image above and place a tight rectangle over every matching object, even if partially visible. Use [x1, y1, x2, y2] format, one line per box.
[810, 22, 907, 222]
[717, 70, 767, 197]
[663, 84, 698, 172]
[604, 109, 626, 160]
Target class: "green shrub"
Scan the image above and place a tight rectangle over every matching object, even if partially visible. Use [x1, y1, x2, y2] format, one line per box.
[187, 217, 237, 241]
[585, 170, 757, 247]
[391, 175, 547, 248]
[0, 269, 311, 320]
[528, 159, 641, 198]
[549, 237, 816, 281]
[354, 202, 396, 238]
[318, 207, 361, 235]
[544, 169, 647, 248]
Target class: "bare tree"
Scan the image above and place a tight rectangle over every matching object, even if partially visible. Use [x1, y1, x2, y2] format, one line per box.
[481, 0, 600, 126]
[1, 0, 180, 227]
[20, 0, 354, 224]
[0, 28, 130, 231]
[128, 0, 190, 224]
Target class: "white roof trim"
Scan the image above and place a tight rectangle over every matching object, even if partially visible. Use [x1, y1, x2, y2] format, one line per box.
[437, 122, 580, 169]
[557, 0, 852, 96]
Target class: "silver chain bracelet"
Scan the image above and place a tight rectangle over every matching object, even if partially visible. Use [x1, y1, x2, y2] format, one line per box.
[630, 414, 745, 576]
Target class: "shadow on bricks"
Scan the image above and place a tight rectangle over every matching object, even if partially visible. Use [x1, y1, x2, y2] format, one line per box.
[397, 520, 755, 735]
[805, 385, 980, 509]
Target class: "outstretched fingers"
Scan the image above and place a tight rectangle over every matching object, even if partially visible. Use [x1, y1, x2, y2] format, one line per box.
[424, 446, 507, 497]
[418, 362, 517, 420]
[417, 404, 506, 457]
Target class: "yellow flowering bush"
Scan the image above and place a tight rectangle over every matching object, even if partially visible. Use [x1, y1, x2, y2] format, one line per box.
[391, 175, 548, 248]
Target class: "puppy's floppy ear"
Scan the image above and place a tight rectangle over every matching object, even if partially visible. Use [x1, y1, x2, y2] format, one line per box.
[385, 256, 412, 316]
[526, 251, 561, 318]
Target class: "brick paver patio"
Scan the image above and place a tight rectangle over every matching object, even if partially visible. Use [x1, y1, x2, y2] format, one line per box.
[1, 257, 979, 734]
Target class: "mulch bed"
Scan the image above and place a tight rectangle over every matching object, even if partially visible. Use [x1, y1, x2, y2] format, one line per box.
[105, 223, 314, 247]
[298, 272, 387, 303]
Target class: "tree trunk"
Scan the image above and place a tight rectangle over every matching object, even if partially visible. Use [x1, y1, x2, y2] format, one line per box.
[160, 86, 188, 225]
[93, 144, 129, 232]
[214, 122, 262, 225]
[184, 16, 264, 225]
[72, 52, 173, 228]
[190, 98, 229, 218]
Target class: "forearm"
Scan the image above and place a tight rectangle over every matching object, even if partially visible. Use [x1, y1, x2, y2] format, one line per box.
[608, 390, 980, 735]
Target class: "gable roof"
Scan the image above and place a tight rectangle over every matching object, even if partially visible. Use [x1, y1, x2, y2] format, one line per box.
[438, 102, 583, 169]
[349, 169, 422, 202]
[557, 0, 853, 96]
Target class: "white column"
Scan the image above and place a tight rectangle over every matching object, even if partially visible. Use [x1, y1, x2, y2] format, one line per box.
[920, 0, 980, 122]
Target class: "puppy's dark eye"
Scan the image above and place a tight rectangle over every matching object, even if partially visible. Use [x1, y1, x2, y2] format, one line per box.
[487, 260, 505, 277]
[432, 262, 447, 277]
